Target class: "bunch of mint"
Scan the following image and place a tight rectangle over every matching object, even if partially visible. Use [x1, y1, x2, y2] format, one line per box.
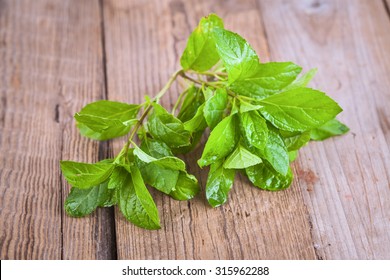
[61, 14, 348, 230]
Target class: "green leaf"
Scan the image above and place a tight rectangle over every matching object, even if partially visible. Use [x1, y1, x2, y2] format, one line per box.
[203, 87, 214, 100]
[177, 86, 205, 122]
[133, 145, 186, 171]
[141, 138, 173, 158]
[170, 172, 200, 200]
[230, 62, 302, 99]
[76, 101, 139, 122]
[281, 130, 311, 151]
[184, 104, 207, 132]
[180, 14, 224, 72]
[96, 183, 117, 207]
[172, 123, 204, 154]
[284, 68, 317, 91]
[60, 160, 114, 189]
[240, 110, 268, 151]
[206, 160, 235, 207]
[65, 181, 116, 217]
[223, 144, 262, 169]
[203, 88, 228, 129]
[310, 119, 349, 140]
[246, 162, 293, 191]
[239, 102, 262, 113]
[263, 126, 289, 176]
[118, 166, 160, 230]
[137, 162, 179, 195]
[213, 28, 259, 83]
[75, 115, 136, 141]
[75, 100, 140, 140]
[134, 143, 184, 194]
[108, 166, 124, 189]
[172, 130, 204, 155]
[148, 103, 191, 148]
[259, 88, 342, 132]
[198, 114, 239, 167]
[288, 150, 298, 162]
[231, 97, 240, 115]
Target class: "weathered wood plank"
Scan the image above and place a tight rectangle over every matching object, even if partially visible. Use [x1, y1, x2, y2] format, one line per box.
[258, 0, 390, 259]
[386, 0, 390, 17]
[59, 0, 116, 260]
[0, 0, 115, 259]
[103, 0, 316, 259]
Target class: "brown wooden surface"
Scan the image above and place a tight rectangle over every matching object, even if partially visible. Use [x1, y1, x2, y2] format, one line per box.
[0, 0, 389, 259]
[0, 0, 116, 259]
[258, 0, 390, 259]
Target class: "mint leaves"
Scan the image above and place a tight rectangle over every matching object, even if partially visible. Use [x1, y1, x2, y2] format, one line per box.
[75, 101, 139, 140]
[60, 160, 114, 189]
[148, 103, 191, 148]
[230, 62, 302, 99]
[65, 181, 116, 217]
[206, 160, 235, 207]
[310, 119, 349, 140]
[180, 14, 223, 72]
[198, 115, 239, 167]
[204, 88, 228, 129]
[258, 88, 342, 131]
[214, 28, 259, 82]
[118, 165, 160, 230]
[61, 14, 348, 230]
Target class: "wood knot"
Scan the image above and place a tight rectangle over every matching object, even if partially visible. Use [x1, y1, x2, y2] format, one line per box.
[311, 0, 321, 9]
[296, 168, 319, 191]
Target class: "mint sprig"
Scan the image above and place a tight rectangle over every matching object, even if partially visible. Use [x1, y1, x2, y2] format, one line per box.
[60, 14, 348, 230]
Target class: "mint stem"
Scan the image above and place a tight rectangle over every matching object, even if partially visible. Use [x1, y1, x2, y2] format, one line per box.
[121, 69, 185, 159]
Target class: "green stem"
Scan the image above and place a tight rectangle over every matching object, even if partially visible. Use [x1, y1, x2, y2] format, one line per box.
[179, 73, 236, 98]
[190, 70, 228, 78]
[179, 73, 218, 88]
[206, 81, 225, 86]
[237, 95, 257, 102]
[119, 69, 184, 162]
[155, 69, 184, 101]
[171, 87, 188, 115]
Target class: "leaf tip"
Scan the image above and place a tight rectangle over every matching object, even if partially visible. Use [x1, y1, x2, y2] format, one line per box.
[197, 158, 207, 168]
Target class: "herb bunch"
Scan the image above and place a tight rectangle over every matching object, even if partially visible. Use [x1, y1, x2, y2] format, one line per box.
[60, 14, 348, 229]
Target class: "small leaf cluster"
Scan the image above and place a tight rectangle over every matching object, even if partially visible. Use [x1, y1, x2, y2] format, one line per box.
[60, 14, 348, 229]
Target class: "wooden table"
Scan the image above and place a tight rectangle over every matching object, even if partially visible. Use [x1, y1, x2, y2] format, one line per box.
[1, 0, 389, 260]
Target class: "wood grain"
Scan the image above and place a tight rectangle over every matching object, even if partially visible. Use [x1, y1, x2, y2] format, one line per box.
[1, 0, 389, 260]
[0, 0, 115, 259]
[258, 0, 390, 259]
[103, 0, 316, 259]
[59, 0, 116, 260]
